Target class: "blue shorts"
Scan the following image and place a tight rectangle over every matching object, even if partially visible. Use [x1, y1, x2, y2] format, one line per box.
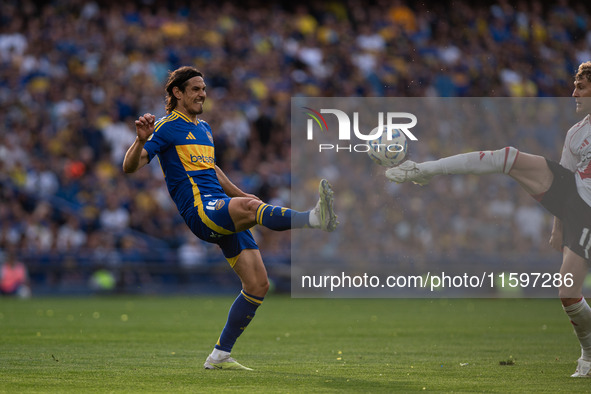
[183, 197, 258, 266]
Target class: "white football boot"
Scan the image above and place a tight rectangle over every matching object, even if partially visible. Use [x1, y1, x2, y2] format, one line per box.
[385, 161, 433, 186]
[311, 179, 338, 232]
[204, 354, 253, 371]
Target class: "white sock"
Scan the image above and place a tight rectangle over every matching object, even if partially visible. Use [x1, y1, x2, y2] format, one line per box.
[564, 298, 591, 361]
[420, 147, 519, 176]
[210, 348, 230, 361]
[309, 206, 320, 228]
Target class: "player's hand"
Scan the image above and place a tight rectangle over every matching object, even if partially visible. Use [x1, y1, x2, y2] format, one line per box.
[549, 232, 563, 252]
[135, 113, 155, 142]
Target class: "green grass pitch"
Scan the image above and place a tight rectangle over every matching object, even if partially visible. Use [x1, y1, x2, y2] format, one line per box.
[0, 296, 588, 392]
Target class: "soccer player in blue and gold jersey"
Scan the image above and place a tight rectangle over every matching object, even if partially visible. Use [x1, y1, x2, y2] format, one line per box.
[123, 66, 337, 370]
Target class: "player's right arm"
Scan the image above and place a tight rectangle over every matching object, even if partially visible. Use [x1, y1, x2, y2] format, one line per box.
[123, 113, 155, 173]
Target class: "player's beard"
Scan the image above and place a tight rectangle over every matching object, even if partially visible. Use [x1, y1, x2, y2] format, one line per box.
[194, 101, 204, 114]
[184, 101, 204, 116]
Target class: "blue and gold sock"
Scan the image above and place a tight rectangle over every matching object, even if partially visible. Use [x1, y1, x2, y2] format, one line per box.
[255, 203, 310, 231]
[215, 290, 264, 353]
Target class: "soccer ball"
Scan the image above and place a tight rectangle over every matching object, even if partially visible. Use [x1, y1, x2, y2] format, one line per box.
[367, 126, 407, 167]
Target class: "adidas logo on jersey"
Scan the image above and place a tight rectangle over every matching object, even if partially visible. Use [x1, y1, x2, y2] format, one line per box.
[186, 132, 196, 140]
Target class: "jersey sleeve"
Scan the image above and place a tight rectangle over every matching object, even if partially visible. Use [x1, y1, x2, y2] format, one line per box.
[143, 122, 171, 163]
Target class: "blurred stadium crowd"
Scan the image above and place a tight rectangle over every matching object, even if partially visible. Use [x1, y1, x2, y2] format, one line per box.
[0, 0, 587, 293]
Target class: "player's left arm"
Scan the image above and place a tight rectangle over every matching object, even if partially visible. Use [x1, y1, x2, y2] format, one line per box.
[215, 165, 261, 201]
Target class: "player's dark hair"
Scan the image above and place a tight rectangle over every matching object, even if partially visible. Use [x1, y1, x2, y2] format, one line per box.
[575, 62, 591, 83]
[165, 66, 204, 113]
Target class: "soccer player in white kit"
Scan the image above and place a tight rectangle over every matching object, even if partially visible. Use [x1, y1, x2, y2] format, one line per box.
[386, 61, 591, 378]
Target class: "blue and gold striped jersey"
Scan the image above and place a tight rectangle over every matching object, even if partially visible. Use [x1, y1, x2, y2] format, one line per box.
[144, 110, 225, 217]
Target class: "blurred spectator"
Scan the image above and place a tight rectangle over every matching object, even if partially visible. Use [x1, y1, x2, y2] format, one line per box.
[56, 214, 87, 251]
[99, 194, 130, 232]
[178, 236, 207, 268]
[0, 249, 31, 297]
[514, 193, 548, 247]
[100, 114, 136, 165]
[24, 158, 60, 197]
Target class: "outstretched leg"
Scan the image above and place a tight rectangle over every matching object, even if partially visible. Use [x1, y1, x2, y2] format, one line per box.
[229, 179, 337, 232]
[506, 153, 554, 196]
[386, 147, 520, 184]
[386, 147, 554, 196]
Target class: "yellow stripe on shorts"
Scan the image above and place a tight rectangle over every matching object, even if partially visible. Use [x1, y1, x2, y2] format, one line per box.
[187, 175, 233, 236]
[226, 254, 240, 268]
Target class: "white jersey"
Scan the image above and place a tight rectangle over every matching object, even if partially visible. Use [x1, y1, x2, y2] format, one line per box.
[560, 114, 591, 206]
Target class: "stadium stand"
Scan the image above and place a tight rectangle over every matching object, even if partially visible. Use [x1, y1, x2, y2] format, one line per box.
[0, 0, 585, 294]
